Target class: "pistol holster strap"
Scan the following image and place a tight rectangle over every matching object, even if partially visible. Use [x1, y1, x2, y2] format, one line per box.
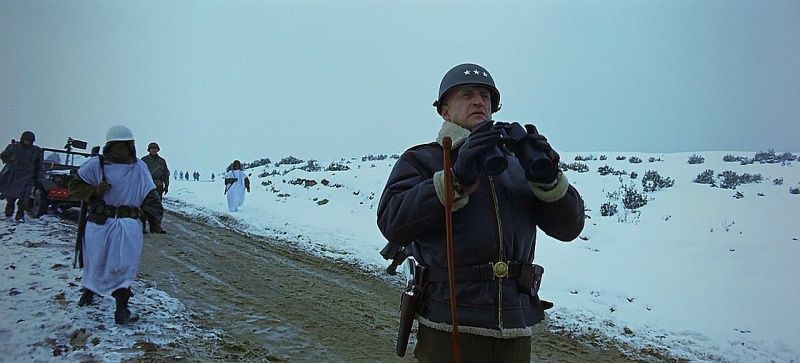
[426, 262, 526, 282]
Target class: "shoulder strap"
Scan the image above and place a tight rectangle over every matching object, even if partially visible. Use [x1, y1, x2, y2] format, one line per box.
[98, 155, 107, 183]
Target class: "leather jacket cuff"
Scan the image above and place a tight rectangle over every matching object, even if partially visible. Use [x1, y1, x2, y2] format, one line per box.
[529, 172, 569, 202]
[433, 170, 469, 211]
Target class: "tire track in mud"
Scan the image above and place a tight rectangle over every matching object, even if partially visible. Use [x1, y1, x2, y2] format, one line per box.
[137, 211, 646, 362]
[138, 212, 405, 361]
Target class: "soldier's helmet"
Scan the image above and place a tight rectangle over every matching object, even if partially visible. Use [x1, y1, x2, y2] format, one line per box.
[148, 142, 160, 151]
[106, 125, 135, 142]
[20, 131, 35, 143]
[433, 63, 501, 115]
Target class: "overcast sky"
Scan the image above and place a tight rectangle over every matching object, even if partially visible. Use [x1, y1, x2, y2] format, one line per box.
[2, 0, 798, 173]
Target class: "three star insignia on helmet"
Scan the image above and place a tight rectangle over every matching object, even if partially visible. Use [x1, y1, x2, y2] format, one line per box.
[463, 69, 489, 77]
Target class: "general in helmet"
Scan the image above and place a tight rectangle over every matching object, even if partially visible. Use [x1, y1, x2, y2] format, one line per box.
[376, 63, 586, 362]
[68, 125, 166, 325]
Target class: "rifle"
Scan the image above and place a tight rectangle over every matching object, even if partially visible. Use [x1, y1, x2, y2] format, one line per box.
[72, 201, 88, 268]
[223, 175, 238, 194]
[73, 155, 105, 269]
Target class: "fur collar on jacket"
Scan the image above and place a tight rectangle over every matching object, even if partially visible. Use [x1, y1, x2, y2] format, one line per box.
[436, 121, 470, 150]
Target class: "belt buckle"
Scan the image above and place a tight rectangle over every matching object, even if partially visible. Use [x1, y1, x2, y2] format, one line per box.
[492, 261, 509, 279]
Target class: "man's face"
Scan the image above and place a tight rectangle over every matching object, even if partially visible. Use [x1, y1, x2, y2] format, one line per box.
[439, 85, 492, 130]
[148, 148, 158, 155]
[108, 142, 131, 156]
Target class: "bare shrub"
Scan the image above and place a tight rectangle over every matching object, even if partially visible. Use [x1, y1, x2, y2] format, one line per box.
[642, 170, 675, 192]
[687, 154, 705, 164]
[694, 169, 715, 185]
[600, 202, 618, 217]
[276, 156, 304, 166]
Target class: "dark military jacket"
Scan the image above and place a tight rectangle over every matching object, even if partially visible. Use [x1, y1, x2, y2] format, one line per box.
[377, 123, 585, 338]
[0, 142, 42, 199]
[141, 154, 170, 187]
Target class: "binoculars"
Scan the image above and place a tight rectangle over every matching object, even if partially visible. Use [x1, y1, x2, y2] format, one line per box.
[481, 121, 554, 181]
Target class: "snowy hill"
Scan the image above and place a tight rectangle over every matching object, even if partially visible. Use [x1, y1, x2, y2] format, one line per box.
[165, 149, 800, 361]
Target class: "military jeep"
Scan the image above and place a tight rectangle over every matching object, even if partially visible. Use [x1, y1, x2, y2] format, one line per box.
[28, 138, 96, 218]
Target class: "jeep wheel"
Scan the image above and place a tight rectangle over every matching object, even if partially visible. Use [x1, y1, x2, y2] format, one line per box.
[29, 188, 48, 218]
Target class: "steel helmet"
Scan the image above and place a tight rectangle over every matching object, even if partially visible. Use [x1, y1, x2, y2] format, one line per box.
[106, 125, 135, 142]
[433, 63, 501, 114]
[148, 142, 160, 151]
[21, 131, 35, 143]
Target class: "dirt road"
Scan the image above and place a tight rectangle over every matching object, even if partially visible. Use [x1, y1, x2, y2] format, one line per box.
[135, 211, 646, 362]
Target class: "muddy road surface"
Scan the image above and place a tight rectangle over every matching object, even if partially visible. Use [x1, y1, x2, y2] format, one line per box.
[135, 212, 645, 362]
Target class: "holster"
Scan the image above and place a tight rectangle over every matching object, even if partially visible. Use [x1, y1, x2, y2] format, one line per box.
[518, 263, 545, 296]
[396, 262, 427, 357]
[396, 285, 421, 357]
[518, 263, 553, 314]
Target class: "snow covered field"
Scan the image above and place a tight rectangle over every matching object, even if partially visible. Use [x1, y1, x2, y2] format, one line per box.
[1, 149, 798, 362]
[165, 149, 799, 362]
[0, 215, 213, 361]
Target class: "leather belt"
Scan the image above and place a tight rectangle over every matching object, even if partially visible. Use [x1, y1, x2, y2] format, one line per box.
[103, 205, 141, 219]
[427, 261, 525, 282]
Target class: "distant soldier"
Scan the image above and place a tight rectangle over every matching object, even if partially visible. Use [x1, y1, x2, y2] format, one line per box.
[173, 169, 178, 180]
[141, 142, 169, 197]
[69, 125, 164, 324]
[224, 160, 250, 212]
[0, 131, 42, 221]
[140, 142, 169, 234]
[211, 173, 215, 181]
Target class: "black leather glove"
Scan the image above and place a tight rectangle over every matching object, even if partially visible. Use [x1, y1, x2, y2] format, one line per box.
[452, 120, 503, 190]
[516, 124, 560, 184]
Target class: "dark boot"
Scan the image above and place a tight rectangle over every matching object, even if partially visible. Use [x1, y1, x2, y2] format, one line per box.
[4, 200, 14, 218]
[14, 209, 24, 222]
[150, 220, 167, 234]
[111, 288, 139, 325]
[77, 288, 95, 307]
